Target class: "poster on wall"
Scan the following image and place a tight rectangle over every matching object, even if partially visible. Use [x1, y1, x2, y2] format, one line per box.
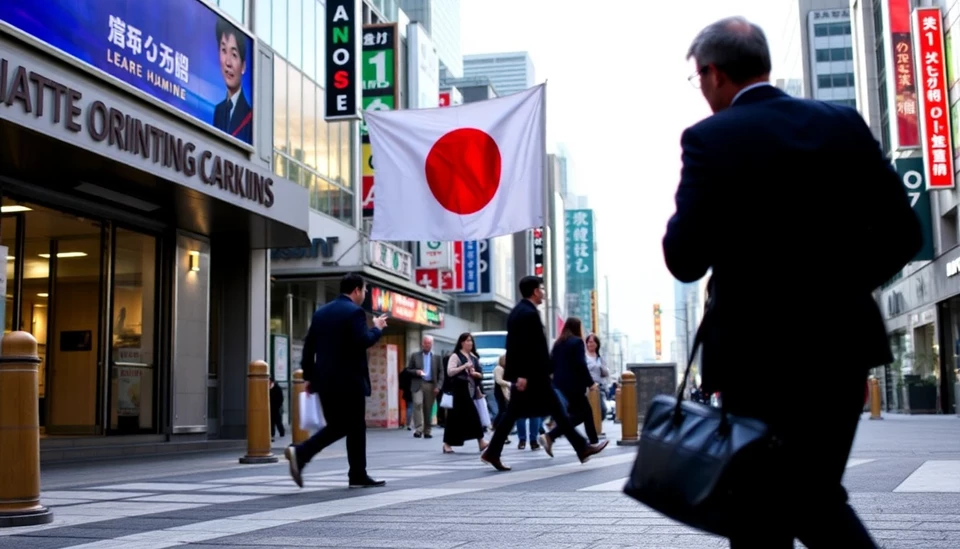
[0, 0, 258, 147]
[117, 367, 142, 416]
[271, 334, 289, 383]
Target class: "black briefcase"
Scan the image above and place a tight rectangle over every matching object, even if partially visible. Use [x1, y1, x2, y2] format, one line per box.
[622, 318, 773, 537]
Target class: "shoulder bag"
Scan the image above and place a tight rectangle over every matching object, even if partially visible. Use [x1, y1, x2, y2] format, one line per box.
[622, 309, 777, 537]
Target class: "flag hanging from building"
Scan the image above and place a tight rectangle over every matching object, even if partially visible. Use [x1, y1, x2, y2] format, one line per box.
[365, 83, 546, 241]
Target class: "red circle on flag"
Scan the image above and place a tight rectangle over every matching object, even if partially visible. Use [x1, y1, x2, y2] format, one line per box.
[424, 128, 502, 215]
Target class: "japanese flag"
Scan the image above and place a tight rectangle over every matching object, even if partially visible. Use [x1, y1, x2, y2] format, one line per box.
[366, 83, 546, 241]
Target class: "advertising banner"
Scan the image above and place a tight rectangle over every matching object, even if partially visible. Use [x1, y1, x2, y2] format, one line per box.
[324, 0, 362, 121]
[418, 241, 452, 270]
[889, 0, 921, 148]
[913, 7, 955, 189]
[0, 0, 256, 147]
[365, 284, 444, 327]
[532, 227, 545, 277]
[415, 267, 439, 290]
[462, 240, 480, 295]
[653, 304, 662, 360]
[478, 239, 491, 294]
[565, 209, 596, 333]
[440, 241, 464, 292]
[360, 23, 398, 218]
[894, 157, 935, 261]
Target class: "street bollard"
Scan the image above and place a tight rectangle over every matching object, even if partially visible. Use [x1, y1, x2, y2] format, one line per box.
[0, 332, 53, 527]
[239, 360, 279, 464]
[614, 387, 621, 424]
[617, 371, 640, 446]
[588, 385, 603, 437]
[291, 370, 309, 444]
[869, 377, 883, 420]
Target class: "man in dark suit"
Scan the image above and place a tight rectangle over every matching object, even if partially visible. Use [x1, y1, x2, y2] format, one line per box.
[285, 273, 388, 489]
[481, 276, 608, 471]
[405, 335, 444, 438]
[213, 18, 252, 144]
[665, 17, 922, 547]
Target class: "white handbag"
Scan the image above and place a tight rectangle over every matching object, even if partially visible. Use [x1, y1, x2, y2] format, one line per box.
[474, 398, 492, 427]
[298, 391, 327, 432]
[439, 392, 455, 409]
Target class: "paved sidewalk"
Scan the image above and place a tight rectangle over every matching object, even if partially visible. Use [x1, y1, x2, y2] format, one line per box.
[1, 415, 957, 548]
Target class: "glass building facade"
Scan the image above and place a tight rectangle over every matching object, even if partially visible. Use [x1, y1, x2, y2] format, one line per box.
[254, 0, 356, 226]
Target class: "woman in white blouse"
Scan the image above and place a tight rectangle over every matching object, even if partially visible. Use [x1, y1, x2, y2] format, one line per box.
[441, 333, 489, 454]
[585, 334, 609, 420]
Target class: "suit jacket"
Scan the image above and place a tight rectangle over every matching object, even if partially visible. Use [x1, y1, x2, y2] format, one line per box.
[663, 85, 921, 394]
[551, 337, 593, 398]
[504, 298, 553, 417]
[300, 295, 382, 400]
[405, 350, 444, 392]
[213, 90, 253, 143]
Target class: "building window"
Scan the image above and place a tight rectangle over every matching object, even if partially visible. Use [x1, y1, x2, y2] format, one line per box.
[817, 73, 856, 88]
[816, 47, 854, 62]
[216, 0, 245, 23]
[814, 22, 852, 37]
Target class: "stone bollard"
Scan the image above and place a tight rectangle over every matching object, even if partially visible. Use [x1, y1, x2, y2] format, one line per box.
[614, 387, 622, 424]
[0, 332, 53, 527]
[291, 370, 309, 444]
[616, 371, 639, 446]
[868, 377, 883, 421]
[588, 385, 603, 437]
[239, 360, 279, 464]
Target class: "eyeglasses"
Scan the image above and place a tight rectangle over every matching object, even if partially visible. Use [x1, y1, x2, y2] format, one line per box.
[688, 66, 709, 89]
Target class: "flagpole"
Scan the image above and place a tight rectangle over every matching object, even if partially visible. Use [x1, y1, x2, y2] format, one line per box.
[541, 81, 552, 339]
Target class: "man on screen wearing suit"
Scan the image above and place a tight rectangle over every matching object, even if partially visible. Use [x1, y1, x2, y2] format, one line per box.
[665, 16, 922, 547]
[213, 17, 252, 143]
[285, 273, 389, 489]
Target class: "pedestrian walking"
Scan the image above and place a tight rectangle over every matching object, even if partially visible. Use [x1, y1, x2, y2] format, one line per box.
[284, 273, 389, 489]
[441, 333, 489, 454]
[540, 317, 600, 456]
[406, 335, 444, 439]
[481, 276, 608, 471]
[269, 376, 285, 441]
[664, 16, 921, 546]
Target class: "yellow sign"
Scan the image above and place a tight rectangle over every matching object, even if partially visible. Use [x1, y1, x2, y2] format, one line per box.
[590, 289, 599, 336]
[362, 143, 374, 177]
[653, 302, 662, 359]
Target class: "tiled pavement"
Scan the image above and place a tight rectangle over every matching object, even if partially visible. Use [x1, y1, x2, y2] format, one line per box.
[0, 415, 958, 548]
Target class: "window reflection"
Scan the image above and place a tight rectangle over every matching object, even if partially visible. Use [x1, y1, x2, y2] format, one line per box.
[288, 65, 303, 164]
[329, 123, 341, 183]
[216, 0, 245, 23]
[272, 0, 288, 58]
[339, 122, 352, 190]
[274, 58, 288, 155]
[288, 0, 303, 68]
[316, 87, 330, 176]
[303, 82, 317, 170]
[303, 0, 317, 81]
[316, 1, 325, 79]
[254, 0, 271, 43]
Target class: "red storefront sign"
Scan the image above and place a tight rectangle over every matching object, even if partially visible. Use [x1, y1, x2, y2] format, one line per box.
[914, 7, 955, 189]
[415, 268, 439, 289]
[440, 241, 464, 292]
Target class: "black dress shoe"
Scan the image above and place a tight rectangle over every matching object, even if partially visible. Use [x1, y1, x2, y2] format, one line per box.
[424, 434, 433, 439]
[349, 477, 387, 489]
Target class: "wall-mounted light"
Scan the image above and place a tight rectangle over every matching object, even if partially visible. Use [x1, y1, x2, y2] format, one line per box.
[1, 205, 32, 213]
[39, 252, 87, 259]
[189, 251, 200, 272]
[37, 293, 48, 298]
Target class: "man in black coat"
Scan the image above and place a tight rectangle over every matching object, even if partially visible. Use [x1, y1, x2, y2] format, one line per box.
[285, 273, 388, 489]
[481, 276, 608, 471]
[665, 16, 922, 547]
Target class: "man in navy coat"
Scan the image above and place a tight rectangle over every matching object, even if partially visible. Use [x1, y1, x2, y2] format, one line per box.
[664, 16, 921, 547]
[285, 273, 388, 488]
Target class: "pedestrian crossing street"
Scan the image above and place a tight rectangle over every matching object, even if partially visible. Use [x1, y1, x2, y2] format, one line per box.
[575, 457, 960, 493]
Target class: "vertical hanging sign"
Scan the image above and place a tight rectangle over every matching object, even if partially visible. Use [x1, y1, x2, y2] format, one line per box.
[360, 23, 399, 218]
[913, 7, 956, 189]
[324, 0, 362, 121]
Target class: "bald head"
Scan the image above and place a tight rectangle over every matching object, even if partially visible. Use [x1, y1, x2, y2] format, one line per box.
[687, 16, 771, 85]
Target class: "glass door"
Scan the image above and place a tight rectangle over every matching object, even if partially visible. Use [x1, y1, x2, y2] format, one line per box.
[108, 228, 158, 434]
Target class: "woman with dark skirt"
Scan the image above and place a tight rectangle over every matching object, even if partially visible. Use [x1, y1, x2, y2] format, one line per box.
[441, 332, 489, 454]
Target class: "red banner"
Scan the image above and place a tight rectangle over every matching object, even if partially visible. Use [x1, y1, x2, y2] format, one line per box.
[891, 0, 921, 147]
[914, 7, 955, 189]
[415, 268, 439, 289]
[440, 241, 464, 292]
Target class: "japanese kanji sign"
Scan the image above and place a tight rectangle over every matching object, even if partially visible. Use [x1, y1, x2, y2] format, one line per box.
[890, 0, 921, 148]
[565, 209, 596, 333]
[360, 23, 399, 217]
[913, 7, 955, 189]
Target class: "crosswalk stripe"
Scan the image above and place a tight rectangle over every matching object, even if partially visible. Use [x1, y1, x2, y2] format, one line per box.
[894, 460, 960, 493]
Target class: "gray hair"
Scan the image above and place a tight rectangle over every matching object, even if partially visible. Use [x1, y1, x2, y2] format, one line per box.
[422, 334, 434, 343]
[686, 16, 772, 84]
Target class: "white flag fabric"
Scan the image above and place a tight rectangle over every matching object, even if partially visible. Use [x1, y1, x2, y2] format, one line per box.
[366, 83, 546, 241]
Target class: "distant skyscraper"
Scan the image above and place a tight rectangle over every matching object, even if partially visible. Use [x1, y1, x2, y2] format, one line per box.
[798, 0, 856, 107]
[462, 51, 535, 97]
[399, 0, 463, 78]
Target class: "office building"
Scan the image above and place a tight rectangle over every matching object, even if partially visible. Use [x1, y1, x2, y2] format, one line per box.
[462, 52, 536, 97]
